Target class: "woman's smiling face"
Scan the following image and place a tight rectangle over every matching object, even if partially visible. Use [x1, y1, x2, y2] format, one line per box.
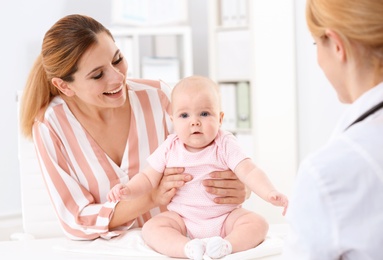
[65, 32, 128, 109]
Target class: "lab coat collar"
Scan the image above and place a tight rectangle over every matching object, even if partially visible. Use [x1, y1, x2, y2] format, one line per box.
[331, 81, 383, 136]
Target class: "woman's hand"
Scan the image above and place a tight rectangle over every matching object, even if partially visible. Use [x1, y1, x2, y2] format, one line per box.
[202, 170, 247, 204]
[151, 167, 192, 206]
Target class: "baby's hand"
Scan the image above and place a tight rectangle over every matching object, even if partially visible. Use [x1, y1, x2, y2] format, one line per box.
[118, 186, 133, 200]
[267, 190, 289, 216]
[107, 184, 126, 203]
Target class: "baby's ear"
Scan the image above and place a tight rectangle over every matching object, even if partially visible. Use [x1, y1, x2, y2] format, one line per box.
[219, 111, 224, 126]
[51, 77, 75, 97]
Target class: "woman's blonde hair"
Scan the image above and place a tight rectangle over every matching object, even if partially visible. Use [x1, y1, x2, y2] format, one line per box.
[20, 14, 113, 139]
[306, 0, 383, 62]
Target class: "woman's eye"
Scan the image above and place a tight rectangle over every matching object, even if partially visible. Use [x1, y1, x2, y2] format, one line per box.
[92, 72, 103, 80]
[112, 56, 123, 65]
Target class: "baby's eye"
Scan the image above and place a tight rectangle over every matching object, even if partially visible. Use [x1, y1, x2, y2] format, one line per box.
[201, 111, 210, 117]
[180, 113, 189, 118]
[92, 72, 103, 80]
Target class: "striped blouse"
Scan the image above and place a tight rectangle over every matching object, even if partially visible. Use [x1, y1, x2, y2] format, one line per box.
[32, 79, 173, 240]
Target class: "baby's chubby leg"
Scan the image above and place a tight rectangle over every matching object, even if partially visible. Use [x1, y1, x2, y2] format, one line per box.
[223, 208, 269, 253]
[142, 211, 202, 259]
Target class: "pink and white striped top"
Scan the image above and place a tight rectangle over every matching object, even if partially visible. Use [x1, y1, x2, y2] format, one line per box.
[32, 79, 172, 240]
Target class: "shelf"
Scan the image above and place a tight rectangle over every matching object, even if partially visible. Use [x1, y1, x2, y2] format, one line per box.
[214, 25, 249, 32]
[111, 26, 192, 37]
[110, 26, 193, 84]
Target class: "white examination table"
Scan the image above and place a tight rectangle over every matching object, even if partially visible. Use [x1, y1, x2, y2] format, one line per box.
[2, 224, 287, 260]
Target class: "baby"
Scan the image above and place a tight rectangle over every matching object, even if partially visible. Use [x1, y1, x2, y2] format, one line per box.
[108, 75, 288, 259]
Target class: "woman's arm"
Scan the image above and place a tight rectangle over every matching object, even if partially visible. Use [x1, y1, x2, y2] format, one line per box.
[109, 167, 191, 228]
[34, 122, 124, 239]
[108, 166, 163, 202]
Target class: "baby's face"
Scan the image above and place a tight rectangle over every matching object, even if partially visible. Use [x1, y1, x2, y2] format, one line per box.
[171, 80, 223, 152]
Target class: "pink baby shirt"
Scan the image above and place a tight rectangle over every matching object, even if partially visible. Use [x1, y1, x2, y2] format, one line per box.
[147, 129, 249, 239]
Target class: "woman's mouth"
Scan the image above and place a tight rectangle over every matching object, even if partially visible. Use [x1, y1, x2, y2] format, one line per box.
[103, 85, 123, 95]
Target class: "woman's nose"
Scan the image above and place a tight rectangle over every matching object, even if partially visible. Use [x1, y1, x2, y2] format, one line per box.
[110, 65, 124, 80]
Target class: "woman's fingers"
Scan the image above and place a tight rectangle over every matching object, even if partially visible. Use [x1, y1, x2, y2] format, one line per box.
[202, 170, 246, 204]
[162, 167, 192, 188]
[208, 170, 239, 179]
[203, 178, 243, 189]
[152, 167, 191, 206]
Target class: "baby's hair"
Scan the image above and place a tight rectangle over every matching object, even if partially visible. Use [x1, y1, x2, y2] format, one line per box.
[172, 75, 222, 109]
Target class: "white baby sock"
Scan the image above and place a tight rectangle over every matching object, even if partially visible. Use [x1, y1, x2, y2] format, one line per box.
[205, 236, 232, 259]
[184, 238, 206, 260]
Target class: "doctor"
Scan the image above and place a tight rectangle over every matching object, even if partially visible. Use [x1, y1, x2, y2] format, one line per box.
[282, 0, 383, 259]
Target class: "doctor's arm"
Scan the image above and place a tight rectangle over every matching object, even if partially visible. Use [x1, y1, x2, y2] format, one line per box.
[281, 165, 339, 259]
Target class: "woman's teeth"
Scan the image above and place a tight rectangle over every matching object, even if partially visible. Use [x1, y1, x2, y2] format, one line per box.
[104, 86, 122, 95]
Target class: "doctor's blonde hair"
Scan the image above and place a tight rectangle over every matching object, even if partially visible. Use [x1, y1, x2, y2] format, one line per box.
[306, 0, 383, 65]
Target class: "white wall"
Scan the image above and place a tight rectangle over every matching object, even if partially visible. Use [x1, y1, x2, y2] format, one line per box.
[242, 0, 297, 224]
[0, 1, 64, 217]
[294, 0, 346, 160]
[188, 0, 209, 76]
[1, 0, 346, 220]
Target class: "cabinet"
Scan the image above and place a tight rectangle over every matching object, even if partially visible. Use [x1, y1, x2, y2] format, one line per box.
[208, 0, 253, 135]
[208, 0, 297, 224]
[111, 26, 193, 86]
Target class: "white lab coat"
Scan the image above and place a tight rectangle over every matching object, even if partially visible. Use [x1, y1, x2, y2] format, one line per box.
[281, 82, 383, 260]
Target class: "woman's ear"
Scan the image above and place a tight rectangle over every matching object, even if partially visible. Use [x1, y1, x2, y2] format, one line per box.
[51, 78, 75, 97]
[325, 29, 346, 62]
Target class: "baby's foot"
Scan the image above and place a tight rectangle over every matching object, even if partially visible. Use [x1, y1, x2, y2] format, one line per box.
[205, 236, 232, 259]
[184, 239, 206, 260]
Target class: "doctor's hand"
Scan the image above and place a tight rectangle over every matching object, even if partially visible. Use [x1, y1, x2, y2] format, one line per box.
[267, 190, 289, 216]
[202, 170, 247, 205]
[151, 167, 192, 206]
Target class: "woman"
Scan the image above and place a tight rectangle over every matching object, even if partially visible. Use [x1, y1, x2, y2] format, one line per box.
[282, 0, 383, 259]
[19, 14, 248, 240]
